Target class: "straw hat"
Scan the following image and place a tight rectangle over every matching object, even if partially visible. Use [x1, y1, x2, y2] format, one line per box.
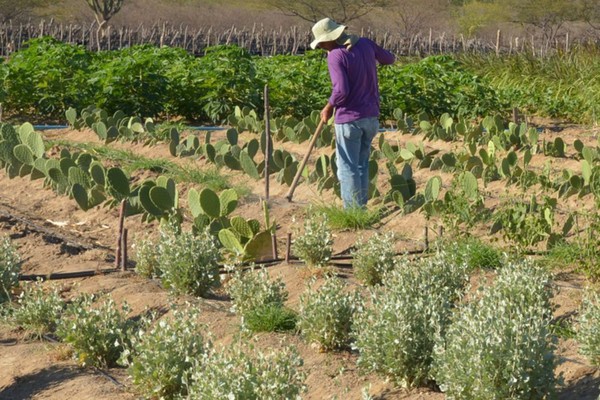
[310, 18, 347, 49]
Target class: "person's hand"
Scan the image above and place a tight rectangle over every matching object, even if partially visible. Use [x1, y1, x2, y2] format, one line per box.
[320, 103, 333, 124]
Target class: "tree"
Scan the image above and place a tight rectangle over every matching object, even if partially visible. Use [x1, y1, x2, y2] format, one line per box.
[580, 0, 600, 30]
[85, 0, 125, 28]
[389, 0, 452, 36]
[266, 0, 390, 23]
[0, 0, 50, 22]
[504, 0, 580, 41]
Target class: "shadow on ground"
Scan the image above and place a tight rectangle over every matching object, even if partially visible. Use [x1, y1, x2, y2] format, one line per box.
[0, 365, 81, 399]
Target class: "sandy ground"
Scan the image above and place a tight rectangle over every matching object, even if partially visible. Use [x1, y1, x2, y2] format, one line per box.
[0, 122, 599, 399]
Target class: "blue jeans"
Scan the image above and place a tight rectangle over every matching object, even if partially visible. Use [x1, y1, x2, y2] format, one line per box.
[335, 117, 379, 208]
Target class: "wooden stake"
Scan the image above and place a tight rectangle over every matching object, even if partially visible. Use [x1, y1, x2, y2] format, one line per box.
[271, 231, 278, 260]
[285, 232, 292, 263]
[115, 200, 126, 269]
[264, 84, 271, 200]
[121, 228, 128, 271]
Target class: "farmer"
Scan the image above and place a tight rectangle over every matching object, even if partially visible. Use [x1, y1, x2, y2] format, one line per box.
[311, 17, 395, 208]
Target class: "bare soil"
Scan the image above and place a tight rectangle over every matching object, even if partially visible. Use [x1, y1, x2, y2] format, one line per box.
[1, 122, 599, 399]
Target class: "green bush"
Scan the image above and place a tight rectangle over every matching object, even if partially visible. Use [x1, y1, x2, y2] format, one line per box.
[577, 290, 600, 366]
[90, 45, 189, 118]
[292, 214, 333, 268]
[0, 236, 21, 303]
[157, 228, 221, 297]
[352, 251, 469, 387]
[4, 37, 93, 120]
[226, 267, 288, 316]
[379, 55, 507, 121]
[433, 261, 557, 399]
[8, 281, 64, 338]
[56, 294, 137, 367]
[244, 304, 297, 333]
[352, 232, 397, 286]
[441, 237, 502, 271]
[185, 340, 306, 399]
[120, 307, 208, 399]
[298, 277, 361, 351]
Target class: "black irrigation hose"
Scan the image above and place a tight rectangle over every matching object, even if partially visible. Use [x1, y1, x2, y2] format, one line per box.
[19, 269, 123, 281]
[0, 206, 111, 253]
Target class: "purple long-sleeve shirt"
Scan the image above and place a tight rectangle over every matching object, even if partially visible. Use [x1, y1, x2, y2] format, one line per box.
[327, 38, 395, 124]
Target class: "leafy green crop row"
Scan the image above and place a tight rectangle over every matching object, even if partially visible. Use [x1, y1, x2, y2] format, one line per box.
[460, 46, 600, 124]
[0, 37, 508, 124]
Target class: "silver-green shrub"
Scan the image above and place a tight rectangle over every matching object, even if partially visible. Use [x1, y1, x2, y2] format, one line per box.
[0, 236, 21, 302]
[292, 214, 333, 268]
[134, 236, 161, 278]
[433, 261, 557, 399]
[56, 294, 136, 367]
[9, 281, 64, 338]
[158, 228, 221, 297]
[226, 267, 288, 316]
[120, 307, 208, 399]
[298, 277, 361, 351]
[352, 251, 469, 387]
[577, 290, 600, 366]
[184, 340, 306, 399]
[352, 232, 396, 285]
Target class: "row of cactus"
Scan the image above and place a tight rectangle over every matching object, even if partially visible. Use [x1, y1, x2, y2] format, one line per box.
[66, 106, 161, 145]
[228, 106, 334, 148]
[1, 121, 275, 263]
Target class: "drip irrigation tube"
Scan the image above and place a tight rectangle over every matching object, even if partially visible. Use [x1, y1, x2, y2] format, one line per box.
[33, 125, 396, 132]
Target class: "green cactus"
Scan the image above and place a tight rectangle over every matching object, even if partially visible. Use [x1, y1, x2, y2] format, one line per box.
[68, 166, 91, 188]
[240, 150, 260, 180]
[65, 107, 78, 128]
[106, 167, 130, 198]
[72, 183, 90, 211]
[13, 144, 34, 165]
[149, 186, 174, 211]
[224, 153, 242, 170]
[139, 182, 163, 217]
[90, 162, 105, 186]
[219, 189, 238, 216]
[218, 229, 245, 255]
[23, 131, 45, 158]
[460, 171, 478, 200]
[226, 128, 238, 146]
[425, 176, 442, 202]
[199, 188, 221, 219]
[582, 160, 592, 186]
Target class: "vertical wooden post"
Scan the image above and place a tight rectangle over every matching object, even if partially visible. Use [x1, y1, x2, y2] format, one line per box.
[271, 232, 278, 260]
[285, 232, 292, 263]
[115, 200, 126, 269]
[495, 29, 501, 56]
[121, 228, 128, 271]
[264, 85, 271, 201]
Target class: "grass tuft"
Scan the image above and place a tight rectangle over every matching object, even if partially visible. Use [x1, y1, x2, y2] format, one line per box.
[310, 203, 382, 230]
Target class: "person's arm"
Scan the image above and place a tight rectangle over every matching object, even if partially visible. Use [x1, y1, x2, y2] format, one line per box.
[327, 50, 350, 109]
[373, 42, 395, 65]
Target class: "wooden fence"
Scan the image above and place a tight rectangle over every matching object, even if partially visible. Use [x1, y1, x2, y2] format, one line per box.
[0, 19, 597, 57]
